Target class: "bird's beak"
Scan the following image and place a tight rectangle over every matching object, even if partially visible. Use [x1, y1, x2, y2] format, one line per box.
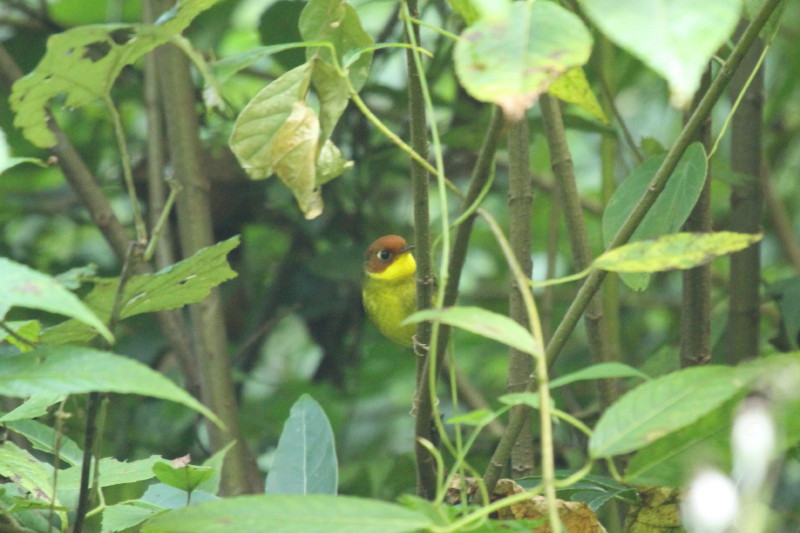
[402, 245, 415, 254]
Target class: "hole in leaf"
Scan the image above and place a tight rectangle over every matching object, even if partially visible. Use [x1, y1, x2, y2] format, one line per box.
[82, 41, 112, 61]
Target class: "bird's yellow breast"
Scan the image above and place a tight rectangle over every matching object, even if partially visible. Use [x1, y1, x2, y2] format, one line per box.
[362, 253, 417, 347]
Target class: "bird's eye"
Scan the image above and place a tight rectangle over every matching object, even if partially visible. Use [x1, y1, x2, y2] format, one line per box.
[377, 250, 391, 261]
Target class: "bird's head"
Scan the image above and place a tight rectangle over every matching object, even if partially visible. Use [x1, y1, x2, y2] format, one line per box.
[364, 235, 416, 281]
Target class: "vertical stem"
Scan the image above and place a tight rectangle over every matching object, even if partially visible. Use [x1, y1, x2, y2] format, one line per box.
[598, 37, 621, 380]
[403, 0, 436, 500]
[681, 68, 713, 368]
[152, 5, 258, 494]
[539, 94, 617, 405]
[727, 23, 764, 363]
[506, 118, 535, 478]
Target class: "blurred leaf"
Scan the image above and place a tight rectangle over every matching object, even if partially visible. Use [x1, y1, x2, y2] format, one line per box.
[0, 257, 113, 343]
[594, 232, 762, 273]
[446, 409, 497, 426]
[196, 441, 236, 495]
[214, 44, 310, 82]
[3, 418, 83, 466]
[0, 345, 222, 427]
[454, 2, 592, 120]
[265, 394, 338, 495]
[0, 320, 41, 351]
[312, 59, 350, 142]
[258, 0, 306, 70]
[549, 362, 651, 389]
[777, 277, 800, 350]
[0, 441, 68, 526]
[602, 142, 707, 290]
[10, 0, 221, 147]
[141, 483, 218, 509]
[407, 306, 539, 356]
[624, 399, 736, 487]
[548, 68, 608, 123]
[299, 0, 373, 91]
[445, 0, 484, 24]
[590, 366, 744, 458]
[141, 494, 434, 533]
[43, 236, 240, 344]
[230, 63, 313, 179]
[270, 101, 325, 219]
[0, 157, 47, 174]
[0, 393, 63, 422]
[315, 140, 354, 186]
[579, 0, 743, 107]
[103, 500, 166, 533]
[153, 461, 214, 493]
[59, 455, 164, 492]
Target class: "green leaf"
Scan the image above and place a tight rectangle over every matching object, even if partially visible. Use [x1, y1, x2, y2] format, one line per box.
[454, 1, 592, 120]
[0, 345, 222, 427]
[103, 500, 167, 533]
[0, 441, 68, 526]
[311, 59, 350, 143]
[58, 455, 164, 493]
[3, 418, 83, 467]
[594, 232, 762, 273]
[578, 0, 743, 107]
[270, 101, 325, 219]
[406, 306, 540, 357]
[0, 257, 113, 343]
[299, 0, 373, 91]
[0, 393, 63, 422]
[548, 68, 608, 123]
[10, 0, 221, 147]
[0, 157, 47, 175]
[141, 494, 434, 533]
[549, 362, 651, 389]
[0, 320, 41, 351]
[214, 44, 311, 82]
[153, 461, 214, 493]
[602, 142, 707, 290]
[197, 441, 235, 495]
[43, 236, 240, 344]
[445, 409, 497, 426]
[623, 399, 736, 487]
[230, 63, 313, 179]
[589, 366, 745, 458]
[265, 394, 338, 495]
[445, 0, 484, 24]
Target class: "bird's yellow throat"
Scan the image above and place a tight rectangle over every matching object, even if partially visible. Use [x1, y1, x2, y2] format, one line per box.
[365, 250, 417, 281]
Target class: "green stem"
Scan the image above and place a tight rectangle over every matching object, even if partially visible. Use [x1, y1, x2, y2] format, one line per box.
[104, 95, 148, 244]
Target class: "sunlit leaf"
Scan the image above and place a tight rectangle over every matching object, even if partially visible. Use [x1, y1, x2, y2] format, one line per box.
[593, 232, 762, 273]
[0, 441, 68, 526]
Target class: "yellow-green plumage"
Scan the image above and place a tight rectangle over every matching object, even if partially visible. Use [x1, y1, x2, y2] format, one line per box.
[362, 235, 418, 348]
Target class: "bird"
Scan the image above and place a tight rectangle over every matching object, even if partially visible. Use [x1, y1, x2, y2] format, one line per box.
[362, 235, 418, 347]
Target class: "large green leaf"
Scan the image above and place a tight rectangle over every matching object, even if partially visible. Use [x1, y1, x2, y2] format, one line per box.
[454, 1, 592, 120]
[265, 394, 338, 495]
[10, 0, 221, 147]
[579, 0, 743, 107]
[153, 461, 214, 494]
[43, 236, 240, 344]
[0, 345, 222, 426]
[589, 366, 744, 458]
[406, 306, 539, 357]
[593, 232, 762, 273]
[142, 494, 433, 533]
[3, 418, 83, 466]
[0, 442, 68, 527]
[602, 142, 707, 290]
[623, 399, 736, 487]
[58, 455, 164, 492]
[0, 257, 113, 343]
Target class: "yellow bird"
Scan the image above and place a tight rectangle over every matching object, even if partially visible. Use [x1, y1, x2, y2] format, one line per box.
[362, 235, 417, 347]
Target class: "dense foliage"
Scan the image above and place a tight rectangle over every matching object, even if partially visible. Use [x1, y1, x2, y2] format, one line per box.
[1, 0, 799, 531]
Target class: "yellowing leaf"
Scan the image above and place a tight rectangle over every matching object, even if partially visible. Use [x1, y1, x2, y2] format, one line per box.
[270, 102, 324, 219]
[548, 68, 608, 123]
[593, 232, 762, 273]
